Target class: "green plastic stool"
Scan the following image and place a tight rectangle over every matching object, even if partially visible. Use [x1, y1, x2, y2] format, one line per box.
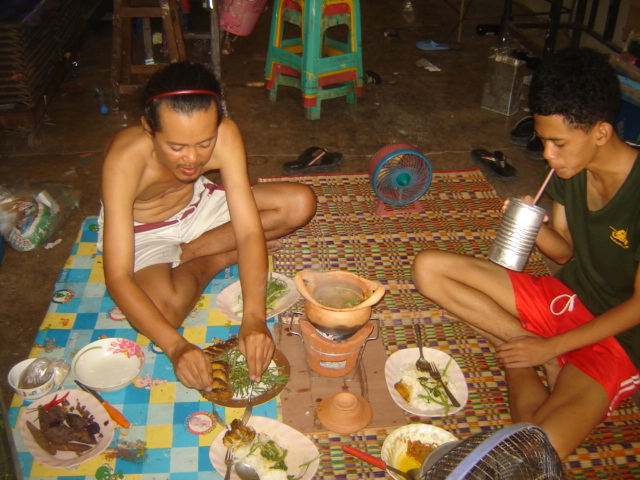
[265, 0, 363, 119]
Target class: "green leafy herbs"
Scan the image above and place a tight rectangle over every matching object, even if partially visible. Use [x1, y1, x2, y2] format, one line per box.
[417, 358, 454, 416]
[243, 435, 321, 480]
[294, 453, 322, 479]
[248, 437, 288, 471]
[218, 348, 289, 398]
[234, 274, 291, 316]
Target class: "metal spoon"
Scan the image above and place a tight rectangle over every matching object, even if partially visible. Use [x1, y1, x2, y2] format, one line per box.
[235, 462, 261, 480]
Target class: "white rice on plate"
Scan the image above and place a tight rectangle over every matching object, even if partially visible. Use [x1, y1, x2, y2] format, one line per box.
[235, 433, 291, 480]
[398, 363, 459, 410]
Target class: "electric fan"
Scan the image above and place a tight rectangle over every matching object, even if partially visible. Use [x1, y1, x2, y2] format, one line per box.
[368, 143, 433, 215]
[421, 423, 565, 480]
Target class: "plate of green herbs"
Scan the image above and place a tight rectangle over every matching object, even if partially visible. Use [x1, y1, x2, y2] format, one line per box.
[213, 347, 291, 408]
[210, 416, 319, 480]
[216, 273, 300, 323]
[385, 348, 467, 417]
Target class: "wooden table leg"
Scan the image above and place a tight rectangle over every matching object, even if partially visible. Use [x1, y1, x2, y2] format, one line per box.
[209, 0, 222, 84]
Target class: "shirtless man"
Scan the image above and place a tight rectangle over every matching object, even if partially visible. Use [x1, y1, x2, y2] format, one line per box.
[411, 48, 640, 459]
[100, 61, 317, 392]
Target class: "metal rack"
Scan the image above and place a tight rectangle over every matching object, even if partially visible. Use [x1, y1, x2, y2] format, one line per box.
[0, 0, 89, 129]
[501, 0, 624, 57]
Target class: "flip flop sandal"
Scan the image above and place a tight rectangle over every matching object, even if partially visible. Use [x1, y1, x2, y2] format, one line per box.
[510, 116, 534, 146]
[416, 39, 449, 51]
[470, 149, 517, 178]
[525, 135, 545, 161]
[282, 147, 343, 176]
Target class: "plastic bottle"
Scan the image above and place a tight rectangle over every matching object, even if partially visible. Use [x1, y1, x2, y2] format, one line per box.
[94, 88, 109, 114]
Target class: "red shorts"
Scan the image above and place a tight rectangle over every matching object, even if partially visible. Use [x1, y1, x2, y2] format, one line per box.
[508, 271, 640, 415]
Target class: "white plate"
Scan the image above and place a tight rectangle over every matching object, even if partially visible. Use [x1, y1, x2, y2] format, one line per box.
[18, 389, 116, 468]
[381, 424, 458, 480]
[385, 348, 468, 417]
[215, 273, 300, 323]
[209, 416, 319, 480]
[72, 338, 145, 392]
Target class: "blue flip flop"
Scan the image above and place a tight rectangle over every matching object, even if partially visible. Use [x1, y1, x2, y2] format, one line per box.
[416, 39, 449, 51]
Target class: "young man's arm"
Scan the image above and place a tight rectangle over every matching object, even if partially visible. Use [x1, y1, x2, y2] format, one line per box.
[496, 264, 640, 368]
[101, 130, 213, 391]
[214, 118, 275, 382]
[534, 200, 575, 264]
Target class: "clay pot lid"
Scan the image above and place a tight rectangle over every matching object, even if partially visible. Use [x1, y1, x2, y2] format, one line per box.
[317, 392, 373, 434]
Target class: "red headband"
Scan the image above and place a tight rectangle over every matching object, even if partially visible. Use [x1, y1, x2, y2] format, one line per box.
[146, 90, 221, 103]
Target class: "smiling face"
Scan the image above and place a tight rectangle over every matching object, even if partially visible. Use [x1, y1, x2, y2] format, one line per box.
[144, 102, 220, 182]
[533, 113, 603, 179]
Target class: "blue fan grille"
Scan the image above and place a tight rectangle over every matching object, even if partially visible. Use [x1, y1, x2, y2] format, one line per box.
[371, 149, 432, 206]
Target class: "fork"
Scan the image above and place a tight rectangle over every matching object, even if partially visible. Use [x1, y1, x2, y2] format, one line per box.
[413, 324, 430, 372]
[427, 360, 460, 407]
[241, 381, 254, 424]
[224, 447, 234, 480]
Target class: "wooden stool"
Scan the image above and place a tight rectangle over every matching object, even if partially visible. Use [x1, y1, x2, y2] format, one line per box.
[111, 0, 187, 110]
[264, 0, 363, 120]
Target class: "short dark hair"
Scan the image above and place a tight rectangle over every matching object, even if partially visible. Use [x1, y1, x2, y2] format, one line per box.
[141, 61, 224, 132]
[528, 47, 621, 131]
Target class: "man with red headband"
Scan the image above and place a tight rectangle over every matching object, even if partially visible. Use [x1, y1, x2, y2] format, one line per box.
[99, 61, 317, 392]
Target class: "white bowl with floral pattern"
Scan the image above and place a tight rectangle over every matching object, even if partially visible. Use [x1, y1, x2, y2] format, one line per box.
[72, 337, 145, 391]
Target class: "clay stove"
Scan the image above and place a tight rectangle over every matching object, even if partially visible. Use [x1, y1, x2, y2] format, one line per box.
[291, 270, 385, 377]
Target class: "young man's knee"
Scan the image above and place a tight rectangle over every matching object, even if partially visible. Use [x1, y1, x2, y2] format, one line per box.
[412, 250, 447, 275]
[411, 250, 445, 290]
[288, 184, 317, 226]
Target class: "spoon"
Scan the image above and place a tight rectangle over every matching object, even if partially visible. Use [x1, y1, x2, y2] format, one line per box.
[235, 462, 261, 480]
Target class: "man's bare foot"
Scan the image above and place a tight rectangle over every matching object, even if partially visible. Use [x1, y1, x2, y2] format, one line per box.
[267, 239, 284, 255]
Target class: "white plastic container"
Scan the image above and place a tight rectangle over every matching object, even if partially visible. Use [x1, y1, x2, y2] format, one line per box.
[7, 359, 55, 401]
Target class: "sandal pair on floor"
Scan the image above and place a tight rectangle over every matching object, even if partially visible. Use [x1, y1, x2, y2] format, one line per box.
[416, 39, 449, 51]
[471, 149, 516, 178]
[510, 115, 544, 161]
[282, 147, 343, 176]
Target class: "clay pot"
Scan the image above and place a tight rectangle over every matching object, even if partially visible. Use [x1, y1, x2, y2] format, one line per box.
[317, 392, 373, 434]
[294, 270, 385, 336]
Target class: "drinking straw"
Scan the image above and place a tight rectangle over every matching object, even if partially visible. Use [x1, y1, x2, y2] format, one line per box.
[533, 169, 555, 205]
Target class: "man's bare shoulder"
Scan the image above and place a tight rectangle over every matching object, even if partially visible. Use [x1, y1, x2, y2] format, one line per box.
[104, 125, 150, 168]
[207, 116, 246, 171]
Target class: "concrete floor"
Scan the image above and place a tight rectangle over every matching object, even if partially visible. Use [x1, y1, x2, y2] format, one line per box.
[0, 0, 553, 405]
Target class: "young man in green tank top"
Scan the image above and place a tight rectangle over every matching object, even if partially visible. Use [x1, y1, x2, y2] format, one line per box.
[411, 47, 640, 460]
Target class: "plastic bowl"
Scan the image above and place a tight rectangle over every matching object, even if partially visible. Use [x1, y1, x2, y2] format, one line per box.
[8, 359, 55, 400]
[72, 338, 145, 392]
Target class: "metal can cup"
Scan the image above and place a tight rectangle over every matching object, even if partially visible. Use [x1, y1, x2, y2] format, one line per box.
[488, 197, 546, 271]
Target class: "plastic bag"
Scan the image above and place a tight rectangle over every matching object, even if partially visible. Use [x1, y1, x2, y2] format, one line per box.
[0, 180, 81, 251]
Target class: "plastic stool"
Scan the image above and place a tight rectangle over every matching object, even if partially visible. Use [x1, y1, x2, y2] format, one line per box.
[111, 0, 187, 110]
[265, 0, 363, 119]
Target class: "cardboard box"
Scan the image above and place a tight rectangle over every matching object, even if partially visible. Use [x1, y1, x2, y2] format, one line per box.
[624, 0, 640, 40]
[610, 53, 640, 144]
[616, 75, 640, 144]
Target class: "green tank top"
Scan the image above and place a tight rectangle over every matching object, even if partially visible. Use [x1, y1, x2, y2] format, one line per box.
[545, 152, 640, 368]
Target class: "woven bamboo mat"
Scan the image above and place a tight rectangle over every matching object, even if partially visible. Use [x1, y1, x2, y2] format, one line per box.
[261, 170, 640, 480]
